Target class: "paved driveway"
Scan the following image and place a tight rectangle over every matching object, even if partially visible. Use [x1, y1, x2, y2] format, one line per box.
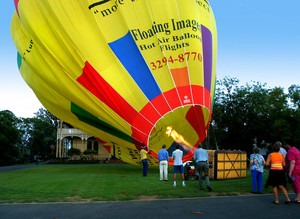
[1, 194, 299, 219]
[0, 165, 42, 172]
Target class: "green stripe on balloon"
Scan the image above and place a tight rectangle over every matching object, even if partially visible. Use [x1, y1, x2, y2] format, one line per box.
[70, 102, 133, 144]
[17, 52, 22, 70]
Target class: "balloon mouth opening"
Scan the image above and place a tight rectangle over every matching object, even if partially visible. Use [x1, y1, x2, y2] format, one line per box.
[165, 126, 192, 150]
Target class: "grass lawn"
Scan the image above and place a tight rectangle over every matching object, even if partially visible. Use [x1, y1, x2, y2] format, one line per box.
[0, 164, 292, 203]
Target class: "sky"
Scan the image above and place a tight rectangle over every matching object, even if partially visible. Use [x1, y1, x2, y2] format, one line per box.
[0, 0, 300, 118]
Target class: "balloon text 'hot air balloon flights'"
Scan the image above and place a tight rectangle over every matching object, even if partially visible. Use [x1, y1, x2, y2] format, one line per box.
[11, 0, 217, 166]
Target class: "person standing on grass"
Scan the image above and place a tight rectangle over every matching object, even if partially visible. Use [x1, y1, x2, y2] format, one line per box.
[140, 145, 149, 177]
[265, 143, 291, 204]
[194, 143, 212, 191]
[158, 144, 169, 181]
[249, 147, 265, 194]
[277, 141, 287, 158]
[34, 154, 39, 165]
[172, 144, 185, 187]
[284, 141, 300, 203]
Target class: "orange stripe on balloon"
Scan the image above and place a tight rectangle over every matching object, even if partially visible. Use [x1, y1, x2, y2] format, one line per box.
[170, 67, 190, 87]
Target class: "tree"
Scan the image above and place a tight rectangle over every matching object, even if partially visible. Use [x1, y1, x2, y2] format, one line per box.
[16, 118, 32, 163]
[27, 117, 57, 160]
[210, 77, 299, 154]
[17, 108, 58, 161]
[287, 85, 300, 146]
[288, 85, 300, 109]
[34, 108, 59, 128]
[0, 110, 20, 165]
[266, 87, 291, 143]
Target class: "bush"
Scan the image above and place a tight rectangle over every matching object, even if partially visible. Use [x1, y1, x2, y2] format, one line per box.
[82, 149, 97, 155]
[67, 148, 81, 157]
[82, 149, 98, 160]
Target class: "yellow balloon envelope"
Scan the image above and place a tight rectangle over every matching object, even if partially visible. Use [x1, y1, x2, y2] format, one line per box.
[11, 0, 217, 165]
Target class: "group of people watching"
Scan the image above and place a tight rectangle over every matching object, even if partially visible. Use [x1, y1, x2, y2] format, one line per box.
[250, 141, 300, 204]
[140, 143, 212, 191]
[141, 140, 299, 204]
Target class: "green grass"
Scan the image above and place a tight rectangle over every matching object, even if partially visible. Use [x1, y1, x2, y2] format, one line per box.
[0, 164, 292, 203]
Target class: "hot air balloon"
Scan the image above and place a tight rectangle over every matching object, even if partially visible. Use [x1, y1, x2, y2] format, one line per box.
[11, 0, 217, 166]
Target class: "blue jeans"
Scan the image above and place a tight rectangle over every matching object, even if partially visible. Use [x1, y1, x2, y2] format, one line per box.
[142, 159, 148, 176]
[251, 170, 263, 193]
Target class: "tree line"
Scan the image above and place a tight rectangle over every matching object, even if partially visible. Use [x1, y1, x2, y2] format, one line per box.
[205, 77, 300, 155]
[0, 108, 58, 165]
[1, 77, 299, 165]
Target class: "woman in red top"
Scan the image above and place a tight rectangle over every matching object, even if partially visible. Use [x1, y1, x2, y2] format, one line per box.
[265, 143, 291, 204]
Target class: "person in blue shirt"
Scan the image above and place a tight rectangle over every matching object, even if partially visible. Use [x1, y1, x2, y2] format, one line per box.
[194, 143, 212, 191]
[249, 147, 265, 194]
[158, 144, 170, 181]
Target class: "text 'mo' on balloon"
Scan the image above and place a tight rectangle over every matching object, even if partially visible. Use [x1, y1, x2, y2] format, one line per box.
[11, 0, 217, 165]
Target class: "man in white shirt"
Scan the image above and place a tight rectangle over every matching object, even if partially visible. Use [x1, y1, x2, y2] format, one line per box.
[276, 141, 287, 158]
[172, 144, 185, 187]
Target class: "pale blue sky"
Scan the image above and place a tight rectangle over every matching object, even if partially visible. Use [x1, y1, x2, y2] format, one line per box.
[1, 0, 299, 118]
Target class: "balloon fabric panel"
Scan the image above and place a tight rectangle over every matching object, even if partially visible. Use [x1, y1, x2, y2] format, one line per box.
[11, 0, 217, 165]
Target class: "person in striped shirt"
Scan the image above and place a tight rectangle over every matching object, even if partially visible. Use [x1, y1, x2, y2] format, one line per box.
[265, 143, 291, 204]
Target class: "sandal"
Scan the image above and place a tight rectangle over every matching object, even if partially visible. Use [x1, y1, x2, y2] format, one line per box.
[292, 200, 300, 204]
[273, 201, 279, 205]
[285, 201, 291, 204]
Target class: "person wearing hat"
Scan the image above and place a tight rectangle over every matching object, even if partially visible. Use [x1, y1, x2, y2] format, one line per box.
[140, 145, 149, 177]
[158, 144, 169, 181]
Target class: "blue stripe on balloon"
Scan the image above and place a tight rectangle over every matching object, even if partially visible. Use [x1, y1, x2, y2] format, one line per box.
[108, 31, 161, 101]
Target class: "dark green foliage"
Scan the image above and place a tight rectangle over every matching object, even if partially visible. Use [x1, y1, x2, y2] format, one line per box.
[67, 148, 81, 157]
[21, 117, 56, 161]
[4, 108, 58, 165]
[83, 149, 98, 155]
[0, 110, 19, 165]
[209, 77, 300, 153]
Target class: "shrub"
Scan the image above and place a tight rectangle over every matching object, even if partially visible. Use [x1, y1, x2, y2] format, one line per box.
[82, 149, 98, 160]
[67, 148, 81, 157]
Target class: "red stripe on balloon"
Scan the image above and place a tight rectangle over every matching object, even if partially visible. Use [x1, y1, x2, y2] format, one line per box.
[96, 137, 111, 153]
[192, 86, 211, 111]
[163, 89, 182, 109]
[14, 0, 20, 17]
[96, 137, 107, 145]
[139, 102, 162, 124]
[77, 61, 152, 144]
[186, 105, 207, 142]
[178, 105, 210, 163]
[177, 86, 193, 106]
